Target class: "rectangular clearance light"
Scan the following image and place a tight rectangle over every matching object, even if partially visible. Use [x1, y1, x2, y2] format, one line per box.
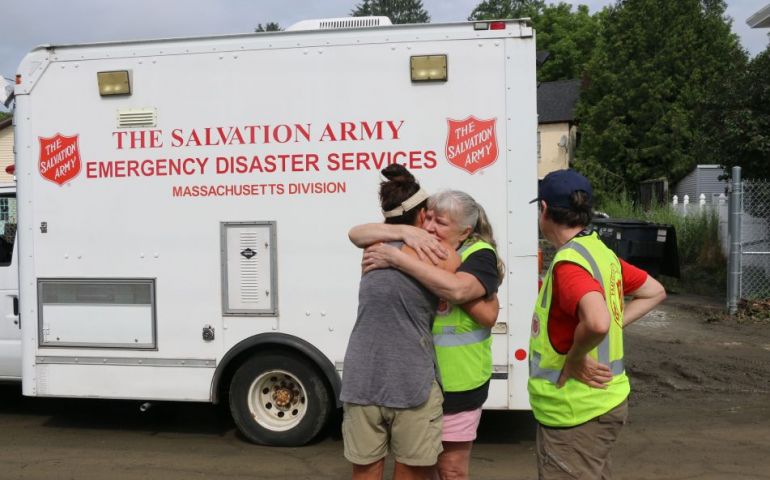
[97, 70, 131, 96]
[410, 55, 448, 82]
[474, 21, 506, 30]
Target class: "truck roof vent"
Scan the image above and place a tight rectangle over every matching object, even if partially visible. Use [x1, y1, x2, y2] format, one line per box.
[117, 108, 157, 128]
[286, 16, 392, 31]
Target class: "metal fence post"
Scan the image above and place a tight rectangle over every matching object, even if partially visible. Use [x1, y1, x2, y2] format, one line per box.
[727, 166, 742, 314]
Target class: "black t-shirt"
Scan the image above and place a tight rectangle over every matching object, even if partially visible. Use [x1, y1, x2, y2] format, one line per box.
[443, 379, 491, 414]
[442, 248, 499, 413]
[457, 248, 499, 296]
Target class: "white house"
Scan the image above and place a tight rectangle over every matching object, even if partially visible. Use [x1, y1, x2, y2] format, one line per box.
[0, 117, 12, 182]
[672, 164, 727, 204]
[536, 79, 580, 179]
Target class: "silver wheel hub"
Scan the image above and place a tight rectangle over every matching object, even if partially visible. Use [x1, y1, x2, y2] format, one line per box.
[247, 369, 308, 432]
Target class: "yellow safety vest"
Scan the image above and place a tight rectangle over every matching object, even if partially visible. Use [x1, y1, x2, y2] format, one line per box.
[528, 232, 630, 427]
[433, 240, 494, 392]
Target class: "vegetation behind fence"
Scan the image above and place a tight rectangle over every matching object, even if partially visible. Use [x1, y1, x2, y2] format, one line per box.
[598, 196, 725, 297]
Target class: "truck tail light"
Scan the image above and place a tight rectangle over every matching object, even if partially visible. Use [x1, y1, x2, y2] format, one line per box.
[474, 21, 506, 30]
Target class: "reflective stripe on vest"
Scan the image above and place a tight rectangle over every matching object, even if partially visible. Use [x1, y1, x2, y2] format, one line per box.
[529, 351, 625, 383]
[434, 325, 492, 347]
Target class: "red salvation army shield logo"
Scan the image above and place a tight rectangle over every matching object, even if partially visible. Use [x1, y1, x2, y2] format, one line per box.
[39, 133, 82, 186]
[445, 116, 498, 174]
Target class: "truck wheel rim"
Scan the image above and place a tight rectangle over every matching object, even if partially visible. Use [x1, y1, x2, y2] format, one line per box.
[247, 369, 308, 432]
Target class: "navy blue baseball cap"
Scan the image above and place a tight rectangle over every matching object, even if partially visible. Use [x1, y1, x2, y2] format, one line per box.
[530, 169, 593, 208]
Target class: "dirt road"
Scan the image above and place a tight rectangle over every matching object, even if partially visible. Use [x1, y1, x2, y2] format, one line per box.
[0, 294, 769, 479]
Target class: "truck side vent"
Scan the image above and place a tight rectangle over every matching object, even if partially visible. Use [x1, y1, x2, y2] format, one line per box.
[221, 222, 276, 316]
[239, 231, 260, 302]
[287, 16, 392, 31]
[117, 108, 157, 128]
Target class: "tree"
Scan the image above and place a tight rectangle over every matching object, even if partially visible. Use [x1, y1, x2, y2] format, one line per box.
[708, 46, 770, 180]
[468, 0, 544, 20]
[574, 0, 747, 198]
[531, 4, 600, 82]
[468, 2, 599, 82]
[255, 22, 282, 32]
[351, 0, 430, 24]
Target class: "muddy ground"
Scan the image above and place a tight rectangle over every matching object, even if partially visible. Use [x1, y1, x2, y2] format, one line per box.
[0, 293, 769, 479]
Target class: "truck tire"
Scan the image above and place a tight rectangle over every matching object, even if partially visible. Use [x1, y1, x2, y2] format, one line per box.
[229, 352, 332, 446]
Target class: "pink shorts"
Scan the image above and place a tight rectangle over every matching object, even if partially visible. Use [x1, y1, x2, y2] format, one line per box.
[442, 408, 482, 442]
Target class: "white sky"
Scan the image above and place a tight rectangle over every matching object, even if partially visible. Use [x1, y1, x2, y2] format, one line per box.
[1, 0, 768, 80]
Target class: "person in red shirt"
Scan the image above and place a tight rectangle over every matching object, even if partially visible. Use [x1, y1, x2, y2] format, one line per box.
[529, 169, 667, 479]
[548, 258, 649, 355]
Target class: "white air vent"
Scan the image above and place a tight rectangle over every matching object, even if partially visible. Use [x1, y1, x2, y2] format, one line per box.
[287, 16, 392, 31]
[117, 108, 157, 128]
[221, 222, 276, 315]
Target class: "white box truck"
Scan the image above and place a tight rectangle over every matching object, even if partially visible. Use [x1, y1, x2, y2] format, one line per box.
[2, 16, 538, 445]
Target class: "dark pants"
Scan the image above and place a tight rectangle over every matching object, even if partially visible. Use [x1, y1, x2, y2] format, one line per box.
[536, 400, 629, 480]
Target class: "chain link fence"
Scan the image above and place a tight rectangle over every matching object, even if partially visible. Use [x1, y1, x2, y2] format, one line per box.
[740, 179, 770, 299]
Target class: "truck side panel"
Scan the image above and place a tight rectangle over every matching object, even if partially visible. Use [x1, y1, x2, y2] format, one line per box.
[15, 24, 537, 409]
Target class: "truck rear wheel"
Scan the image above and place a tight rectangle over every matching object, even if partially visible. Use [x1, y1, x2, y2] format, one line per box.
[229, 352, 332, 446]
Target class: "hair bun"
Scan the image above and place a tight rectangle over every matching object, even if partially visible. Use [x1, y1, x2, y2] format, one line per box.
[381, 164, 414, 184]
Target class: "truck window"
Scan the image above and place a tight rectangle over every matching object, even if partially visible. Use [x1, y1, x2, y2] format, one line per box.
[0, 196, 16, 267]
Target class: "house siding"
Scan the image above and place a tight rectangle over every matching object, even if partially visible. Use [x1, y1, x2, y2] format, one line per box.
[537, 122, 570, 179]
[697, 166, 728, 202]
[674, 165, 726, 203]
[0, 127, 13, 183]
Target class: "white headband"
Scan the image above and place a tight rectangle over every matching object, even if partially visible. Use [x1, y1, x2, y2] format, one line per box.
[382, 188, 429, 218]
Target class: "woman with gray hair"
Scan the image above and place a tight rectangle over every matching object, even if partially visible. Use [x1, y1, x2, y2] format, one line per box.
[351, 190, 503, 480]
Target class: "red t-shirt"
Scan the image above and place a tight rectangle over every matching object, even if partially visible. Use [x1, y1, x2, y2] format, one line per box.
[548, 259, 648, 354]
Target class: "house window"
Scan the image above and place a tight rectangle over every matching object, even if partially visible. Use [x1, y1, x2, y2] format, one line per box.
[0, 196, 16, 267]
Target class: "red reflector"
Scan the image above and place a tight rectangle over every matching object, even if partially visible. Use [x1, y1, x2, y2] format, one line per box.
[15, 75, 21, 85]
[5, 165, 14, 175]
[490, 21, 506, 30]
[515, 349, 527, 361]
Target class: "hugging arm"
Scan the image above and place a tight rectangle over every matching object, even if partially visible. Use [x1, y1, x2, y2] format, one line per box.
[461, 294, 499, 328]
[402, 245, 498, 327]
[363, 243, 487, 304]
[349, 223, 448, 263]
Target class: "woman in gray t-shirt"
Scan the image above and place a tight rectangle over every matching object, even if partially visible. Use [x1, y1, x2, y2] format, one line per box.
[340, 165, 497, 479]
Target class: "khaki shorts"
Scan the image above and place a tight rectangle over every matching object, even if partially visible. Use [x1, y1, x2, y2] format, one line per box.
[342, 381, 444, 467]
[536, 400, 628, 480]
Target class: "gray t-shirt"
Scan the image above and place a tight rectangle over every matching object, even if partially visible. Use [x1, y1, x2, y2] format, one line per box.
[340, 244, 439, 408]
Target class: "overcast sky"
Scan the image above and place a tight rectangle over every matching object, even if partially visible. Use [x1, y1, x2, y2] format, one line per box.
[1, 0, 768, 81]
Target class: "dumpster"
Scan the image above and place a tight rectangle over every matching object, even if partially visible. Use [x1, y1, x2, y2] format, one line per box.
[590, 218, 680, 278]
